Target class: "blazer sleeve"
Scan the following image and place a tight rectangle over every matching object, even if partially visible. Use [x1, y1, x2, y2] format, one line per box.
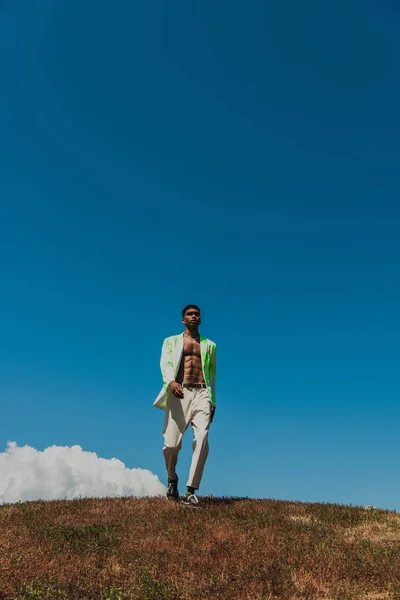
[160, 337, 175, 388]
[209, 343, 217, 402]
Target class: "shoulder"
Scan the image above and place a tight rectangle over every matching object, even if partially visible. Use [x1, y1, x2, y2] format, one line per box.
[162, 334, 183, 345]
[203, 337, 216, 349]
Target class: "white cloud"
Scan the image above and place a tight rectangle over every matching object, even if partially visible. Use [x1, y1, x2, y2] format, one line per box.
[0, 442, 166, 503]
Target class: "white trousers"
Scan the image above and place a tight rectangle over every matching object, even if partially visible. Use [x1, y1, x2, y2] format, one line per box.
[162, 386, 212, 490]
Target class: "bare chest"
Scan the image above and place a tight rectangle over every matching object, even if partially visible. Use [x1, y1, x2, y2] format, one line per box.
[176, 335, 205, 383]
[183, 336, 201, 359]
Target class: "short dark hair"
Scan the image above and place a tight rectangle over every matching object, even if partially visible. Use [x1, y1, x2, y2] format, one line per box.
[182, 304, 201, 318]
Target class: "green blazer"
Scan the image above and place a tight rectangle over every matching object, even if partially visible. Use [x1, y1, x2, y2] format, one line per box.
[153, 333, 217, 410]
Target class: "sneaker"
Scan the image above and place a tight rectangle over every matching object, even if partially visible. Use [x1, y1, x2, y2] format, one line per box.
[166, 478, 179, 501]
[181, 493, 200, 508]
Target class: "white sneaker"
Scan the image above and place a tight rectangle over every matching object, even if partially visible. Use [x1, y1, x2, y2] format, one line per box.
[181, 493, 200, 508]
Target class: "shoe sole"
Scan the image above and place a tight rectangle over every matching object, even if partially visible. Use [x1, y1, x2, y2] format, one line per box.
[181, 501, 200, 509]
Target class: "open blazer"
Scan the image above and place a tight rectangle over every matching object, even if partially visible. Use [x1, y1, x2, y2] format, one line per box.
[153, 333, 217, 411]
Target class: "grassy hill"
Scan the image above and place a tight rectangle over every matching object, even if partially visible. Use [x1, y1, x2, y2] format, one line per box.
[0, 496, 399, 600]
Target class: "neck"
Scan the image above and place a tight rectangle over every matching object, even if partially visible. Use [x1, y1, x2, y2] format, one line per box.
[185, 327, 199, 339]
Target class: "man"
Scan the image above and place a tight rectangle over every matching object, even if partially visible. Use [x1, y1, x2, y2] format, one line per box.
[153, 304, 217, 508]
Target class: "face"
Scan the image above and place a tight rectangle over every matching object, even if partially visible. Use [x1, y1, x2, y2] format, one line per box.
[182, 308, 201, 329]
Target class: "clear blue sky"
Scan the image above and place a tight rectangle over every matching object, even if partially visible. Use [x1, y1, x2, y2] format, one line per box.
[1, 0, 399, 510]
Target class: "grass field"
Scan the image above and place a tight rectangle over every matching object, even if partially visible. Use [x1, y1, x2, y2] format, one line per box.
[0, 496, 399, 599]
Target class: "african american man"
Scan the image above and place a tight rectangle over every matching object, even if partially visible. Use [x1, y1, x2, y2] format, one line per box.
[153, 304, 217, 508]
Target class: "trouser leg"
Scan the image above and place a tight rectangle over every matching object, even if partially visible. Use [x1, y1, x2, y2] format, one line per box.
[163, 441, 182, 481]
[162, 390, 192, 481]
[187, 388, 212, 490]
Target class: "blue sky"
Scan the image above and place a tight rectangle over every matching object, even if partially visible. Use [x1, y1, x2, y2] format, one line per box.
[1, 0, 399, 510]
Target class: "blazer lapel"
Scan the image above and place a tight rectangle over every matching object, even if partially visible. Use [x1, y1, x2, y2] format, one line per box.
[200, 336, 207, 367]
[174, 333, 184, 375]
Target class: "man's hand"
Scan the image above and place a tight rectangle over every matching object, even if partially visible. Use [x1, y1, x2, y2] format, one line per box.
[168, 381, 184, 399]
[210, 406, 216, 424]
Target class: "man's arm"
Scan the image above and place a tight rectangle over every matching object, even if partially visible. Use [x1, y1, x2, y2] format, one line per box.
[209, 344, 216, 398]
[160, 338, 175, 388]
[160, 337, 184, 399]
[209, 344, 217, 422]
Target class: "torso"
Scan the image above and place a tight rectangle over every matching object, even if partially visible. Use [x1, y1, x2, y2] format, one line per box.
[176, 334, 205, 384]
